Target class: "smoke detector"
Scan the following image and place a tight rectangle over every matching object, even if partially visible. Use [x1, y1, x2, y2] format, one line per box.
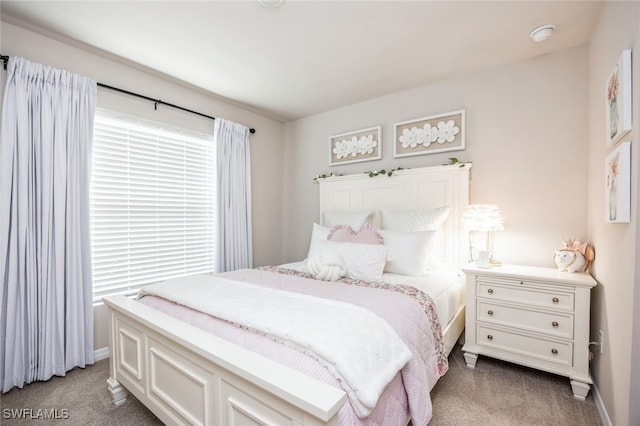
[530, 24, 555, 43]
[257, 0, 284, 7]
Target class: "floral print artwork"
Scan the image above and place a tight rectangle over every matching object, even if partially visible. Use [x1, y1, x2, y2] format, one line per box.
[606, 150, 619, 221]
[329, 126, 381, 165]
[399, 119, 460, 149]
[607, 65, 619, 140]
[394, 110, 465, 157]
[333, 134, 378, 159]
[605, 49, 631, 147]
[605, 141, 631, 223]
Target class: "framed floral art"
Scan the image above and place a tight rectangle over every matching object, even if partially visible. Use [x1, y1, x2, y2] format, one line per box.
[329, 126, 381, 166]
[605, 141, 631, 223]
[394, 110, 465, 158]
[606, 49, 632, 147]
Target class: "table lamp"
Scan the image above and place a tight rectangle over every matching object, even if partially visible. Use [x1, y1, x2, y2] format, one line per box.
[463, 204, 504, 267]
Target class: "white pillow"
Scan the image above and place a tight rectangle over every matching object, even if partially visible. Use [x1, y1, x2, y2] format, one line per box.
[310, 222, 330, 242]
[322, 210, 374, 228]
[381, 229, 437, 276]
[381, 206, 450, 231]
[307, 239, 387, 282]
[306, 223, 331, 259]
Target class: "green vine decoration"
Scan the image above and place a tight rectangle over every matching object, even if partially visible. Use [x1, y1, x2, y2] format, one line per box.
[447, 157, 472, 167]
[366, 167, 405, 178]
[313, 172, 338, 181]
[314, 167, 408, 181]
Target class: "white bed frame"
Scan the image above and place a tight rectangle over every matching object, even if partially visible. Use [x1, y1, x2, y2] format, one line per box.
[318, 164, 471, 355]
[104, 164, 471, 425]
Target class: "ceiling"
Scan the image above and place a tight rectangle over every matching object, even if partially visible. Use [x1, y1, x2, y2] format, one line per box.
[0, 1, 603, 122]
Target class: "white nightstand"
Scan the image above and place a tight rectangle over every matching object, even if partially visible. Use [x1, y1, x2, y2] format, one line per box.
[461, 263, 597, 399]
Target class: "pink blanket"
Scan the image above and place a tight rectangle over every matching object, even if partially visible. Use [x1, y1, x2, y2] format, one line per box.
[139, 266, 448, 425]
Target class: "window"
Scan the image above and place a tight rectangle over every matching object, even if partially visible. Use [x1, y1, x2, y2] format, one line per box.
[90, 110, 216, 303]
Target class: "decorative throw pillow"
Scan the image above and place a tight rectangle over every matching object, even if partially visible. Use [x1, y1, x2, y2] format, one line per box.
[306, 249, 347, 282]
[307, 239, 387, 282]
[322, 210, 374, 228]
[381, 206, 450, 231]
[327, 223, 384, 245]
[380, 229, 437, 276]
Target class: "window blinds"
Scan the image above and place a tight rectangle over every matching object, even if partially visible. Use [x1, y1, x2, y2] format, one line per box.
[90, 111, 216, 303]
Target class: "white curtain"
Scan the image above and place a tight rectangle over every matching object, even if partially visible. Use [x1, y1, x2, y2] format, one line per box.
[214, 118, 253, 272]
[0, 57, 96, 392]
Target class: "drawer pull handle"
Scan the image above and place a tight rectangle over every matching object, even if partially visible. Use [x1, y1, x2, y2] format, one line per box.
[488, 310, 494, 316]
[552, 321, 559, 328]
[487, 288, 494, 294]
[487, 335, 493, 341]
[551, 349, 558, 355]
[552, 297, 559, 304]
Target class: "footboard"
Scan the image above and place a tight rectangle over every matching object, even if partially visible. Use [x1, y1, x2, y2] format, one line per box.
[103, 295, 346, 426]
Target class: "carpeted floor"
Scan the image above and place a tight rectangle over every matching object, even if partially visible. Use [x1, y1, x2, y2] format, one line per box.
[429, 345, 601, 425]
[1, 360, 161, 426]
[1, 344, 601, 425]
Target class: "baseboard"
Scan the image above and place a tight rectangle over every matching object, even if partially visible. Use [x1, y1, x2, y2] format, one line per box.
[592, 382, 612, 426]
[94, 346, 110, 362]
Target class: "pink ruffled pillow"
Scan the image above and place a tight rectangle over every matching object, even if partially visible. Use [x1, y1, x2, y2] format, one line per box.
[327, 223, 384, 245]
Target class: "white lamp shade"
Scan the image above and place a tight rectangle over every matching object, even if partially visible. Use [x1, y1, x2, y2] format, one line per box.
[463, 204, 504, 232]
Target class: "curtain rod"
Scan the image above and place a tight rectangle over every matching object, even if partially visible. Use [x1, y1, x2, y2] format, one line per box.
[98, 83, 256, 134]
[0, 54, 255, 134]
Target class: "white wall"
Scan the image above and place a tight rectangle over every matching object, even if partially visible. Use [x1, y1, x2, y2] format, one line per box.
[0, 21, 287, 351]
[587, 3, 640, 425]
[283, 46, 589, 269]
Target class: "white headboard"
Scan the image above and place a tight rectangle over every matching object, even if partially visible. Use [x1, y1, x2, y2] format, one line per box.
[318, 165, 471, 271]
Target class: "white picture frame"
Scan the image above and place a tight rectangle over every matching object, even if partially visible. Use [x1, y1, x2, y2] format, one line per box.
[605, 49, 632, 147]
[329, 126, 381, 166]
[394, 110, 465, 158]
[605, 141, 631, 223]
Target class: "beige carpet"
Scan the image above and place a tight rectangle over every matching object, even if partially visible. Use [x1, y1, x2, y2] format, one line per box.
[1, 361, 161, 426]
[429, 345, 601, 425]
[1, 344, 601, 425]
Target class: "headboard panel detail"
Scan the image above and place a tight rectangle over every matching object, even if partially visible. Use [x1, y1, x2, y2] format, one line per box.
[318, 165, 471, 271]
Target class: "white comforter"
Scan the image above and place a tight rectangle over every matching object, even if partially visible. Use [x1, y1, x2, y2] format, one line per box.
[139, 275, 412, 417]
[140, 267, 448, 425]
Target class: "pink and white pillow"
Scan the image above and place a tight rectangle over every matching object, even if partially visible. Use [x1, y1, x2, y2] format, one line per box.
[327, 223, 384, 245]
[306, 221, 438, 278]
[306, 222, 384, 261]
[306, 223, 387, 281]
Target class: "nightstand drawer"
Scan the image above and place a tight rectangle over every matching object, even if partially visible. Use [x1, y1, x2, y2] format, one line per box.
[477, 301, 574, 339]
[477, 324, 573, 366]
[477, 280, 574, 311]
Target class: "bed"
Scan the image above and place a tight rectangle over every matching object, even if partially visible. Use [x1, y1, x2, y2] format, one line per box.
[104, 164, 471, 425]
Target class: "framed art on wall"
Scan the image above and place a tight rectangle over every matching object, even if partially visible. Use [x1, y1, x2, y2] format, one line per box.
[606, 49, 632, 147]
[605, 141, 631, 223]
[329, 126, 381, 166]
[394, 110, 465, 158]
